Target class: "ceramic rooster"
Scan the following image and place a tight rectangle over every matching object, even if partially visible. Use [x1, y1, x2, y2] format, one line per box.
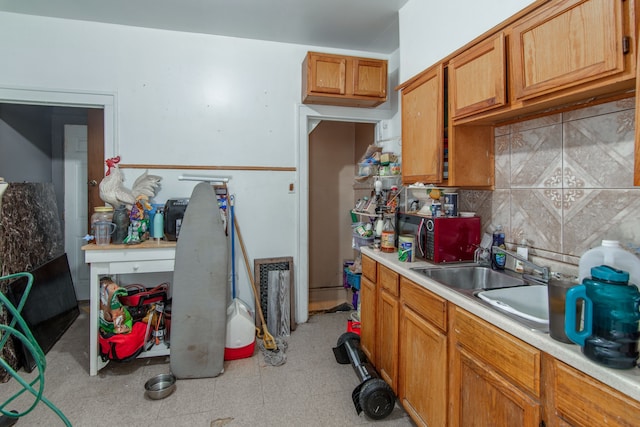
[99, 156, 162, 209]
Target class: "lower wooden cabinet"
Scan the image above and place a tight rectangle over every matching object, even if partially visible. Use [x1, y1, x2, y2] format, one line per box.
[359, 275, 376, 365]
[378, 288, 399, 391]
[399, 307, 447, 426]
[449, 306, 543, 426]
[359, 266, 640, 426]
[399, 277, 448, 427]
[542, 355, 640, 427]
[377, 264, 400, 392]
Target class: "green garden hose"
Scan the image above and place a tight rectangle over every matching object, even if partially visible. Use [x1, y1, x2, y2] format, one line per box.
[0, 272, 71, 426]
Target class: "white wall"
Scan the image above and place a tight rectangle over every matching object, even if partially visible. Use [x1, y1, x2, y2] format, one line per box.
[398, 0, 536, 82]
[0, 11, 399, 322]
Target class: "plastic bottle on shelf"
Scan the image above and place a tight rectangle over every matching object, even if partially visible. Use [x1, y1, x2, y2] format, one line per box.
[579, 240, 640, 285]
[491, 225, 506, 270]
[152, 208, 164, 240]
[380, 215, 396, 253]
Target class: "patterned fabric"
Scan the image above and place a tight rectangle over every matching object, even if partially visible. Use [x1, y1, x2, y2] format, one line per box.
[0, 183, 63, 382]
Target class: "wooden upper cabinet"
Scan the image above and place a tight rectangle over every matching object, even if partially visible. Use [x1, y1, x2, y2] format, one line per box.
[353, 58, 387, 98]
[302, 52, 388, 107]
[400, 64, 444, 184]
[511, 0, 627, 101]
[635, 42, 640, 187]
[307, 53, 346, 95]
[449, 32, 507, 119]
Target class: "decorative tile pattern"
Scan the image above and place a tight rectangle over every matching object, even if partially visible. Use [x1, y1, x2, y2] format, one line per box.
[511, 124, 562, 188]
[563, 109, 635, 188]
[563, 189, 640, 256]
[480, 96, 640, 268]
[511, 189, 562, 253]
[494, 134, 510, 189]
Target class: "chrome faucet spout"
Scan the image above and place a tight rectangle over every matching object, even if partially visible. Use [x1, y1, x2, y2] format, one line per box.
[491, 246, 549, 283]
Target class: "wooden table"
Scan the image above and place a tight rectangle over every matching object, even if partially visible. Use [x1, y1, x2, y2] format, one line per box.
[82, 240, 176, 376]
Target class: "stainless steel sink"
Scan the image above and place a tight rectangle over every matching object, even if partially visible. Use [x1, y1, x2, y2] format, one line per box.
[411, 265, 549, 332]
[411, 265, 526, 290]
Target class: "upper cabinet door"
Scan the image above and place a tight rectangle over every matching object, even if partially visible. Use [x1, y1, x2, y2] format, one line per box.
[511, 0, 626, 101]
[303, 52, 388, 107]
[401, 64, 444, 184]
[449, 32, 507, 119]
[353, 58, 387, 98]
[307, 53, 346, 95]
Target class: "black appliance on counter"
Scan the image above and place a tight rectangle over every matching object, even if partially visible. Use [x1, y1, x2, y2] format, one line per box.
[164, 198, 189, 241]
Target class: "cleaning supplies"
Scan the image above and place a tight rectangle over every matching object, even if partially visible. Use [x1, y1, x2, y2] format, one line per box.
[491, 225, 506, 270]
[578, 240, 640, 285]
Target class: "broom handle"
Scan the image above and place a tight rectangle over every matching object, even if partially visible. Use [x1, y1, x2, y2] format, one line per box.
[233, 215, 268, 328]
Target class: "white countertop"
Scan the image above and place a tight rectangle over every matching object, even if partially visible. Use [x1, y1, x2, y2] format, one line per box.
[361, 247, 640, 402]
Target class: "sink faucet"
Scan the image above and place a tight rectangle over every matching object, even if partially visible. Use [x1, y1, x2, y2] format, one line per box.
[491, 246, 550, 284]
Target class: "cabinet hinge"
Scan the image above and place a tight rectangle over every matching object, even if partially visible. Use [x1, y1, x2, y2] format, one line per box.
[622, 36, 630, 54]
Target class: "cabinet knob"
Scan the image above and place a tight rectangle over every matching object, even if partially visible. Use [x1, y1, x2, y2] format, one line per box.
[133, 265, 139, 271]
[88, 179, 98, 187]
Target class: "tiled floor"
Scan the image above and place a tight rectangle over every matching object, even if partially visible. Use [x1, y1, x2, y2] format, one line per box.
[0, 309, 414, 426]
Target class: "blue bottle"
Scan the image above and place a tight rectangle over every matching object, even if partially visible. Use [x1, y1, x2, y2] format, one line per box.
[491, 225, 506, 270]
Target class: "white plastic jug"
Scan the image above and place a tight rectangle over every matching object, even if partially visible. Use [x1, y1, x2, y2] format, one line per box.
[578, 240, 640, 285]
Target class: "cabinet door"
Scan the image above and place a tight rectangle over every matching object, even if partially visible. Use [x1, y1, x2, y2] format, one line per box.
[635, 44, 640, 187]
[543, 356, 640, 427]
[377, 289, 399, 392]
[399, 304, 447, 427]
[360, 275, 377, 365]
[451, 345, 543, 426]
[307, 53, 346, 95]
[353, 58, 387, 98]
[449, 32, 507, 119]
[511, 0, 626, 101]
[401, 64, 444, 184]
[361, 254, 377, 282]
[447, 124, 494, 188]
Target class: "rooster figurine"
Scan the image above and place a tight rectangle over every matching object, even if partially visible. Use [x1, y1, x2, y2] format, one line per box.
[99, 156, 162, 209]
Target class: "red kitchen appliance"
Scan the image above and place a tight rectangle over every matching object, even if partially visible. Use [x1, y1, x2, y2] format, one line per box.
[397, 213, 481, 263]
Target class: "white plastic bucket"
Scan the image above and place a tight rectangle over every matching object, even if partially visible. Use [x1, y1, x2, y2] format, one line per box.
[224, 299, 256, 360]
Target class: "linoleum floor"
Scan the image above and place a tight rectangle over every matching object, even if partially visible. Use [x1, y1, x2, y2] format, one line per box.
[0, 308, 414, 426]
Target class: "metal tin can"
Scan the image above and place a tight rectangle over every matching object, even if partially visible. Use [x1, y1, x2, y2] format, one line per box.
[443, 193, 458, 217]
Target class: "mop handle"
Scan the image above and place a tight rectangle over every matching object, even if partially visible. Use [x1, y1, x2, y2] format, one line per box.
[230, 195, 236, 300]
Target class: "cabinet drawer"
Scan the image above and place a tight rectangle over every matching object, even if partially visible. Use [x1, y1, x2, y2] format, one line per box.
[549, 359, 640, 426]
[400, 277, 447, 332]
[378, 264, 399, 296]
[361, 255, 377, 282]
[453, 307, 541, 397]
[106, 259, 175, 275]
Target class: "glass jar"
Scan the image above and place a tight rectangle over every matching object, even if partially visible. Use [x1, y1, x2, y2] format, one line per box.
[91, 206, 115, 245]
[91, 206, 114, 226]
[380, 215, 396, 253]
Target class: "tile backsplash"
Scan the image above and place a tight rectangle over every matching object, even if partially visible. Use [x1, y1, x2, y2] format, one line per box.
[459, 97, 640, 274]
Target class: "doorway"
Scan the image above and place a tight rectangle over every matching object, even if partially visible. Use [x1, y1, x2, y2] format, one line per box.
[308, 120, 375, 312]
[0, 87, 115, 301]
